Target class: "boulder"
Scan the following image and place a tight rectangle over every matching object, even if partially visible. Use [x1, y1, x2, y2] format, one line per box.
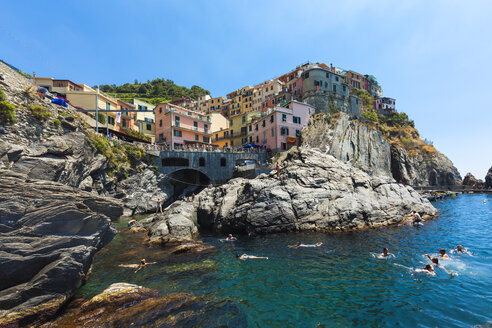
[0, 170, 124, 327]
[485, 166, 492, 189]
[196, 147, 437, 234]
[133, 202, 198, 245]
[462, 172, 484, 189]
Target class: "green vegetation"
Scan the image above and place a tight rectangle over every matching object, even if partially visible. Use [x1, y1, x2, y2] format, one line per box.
[352, 88, 374, 110]
[59, 111, 77, 119]
[97, 113, 106, 125]
[0, 87, 5, 101]
[373, 112, 436, 155]
[329, 102, 339, 114]
[121, 127, 151, 142]
[28, 104, 51, 121]
[85, 130, 149, 178]
[52, 118, 61, 127]
[0, 101, 16, 123]
[362, 110, 378, 123]
[97, 78, 210, 105]
[19, 70, 32, 80]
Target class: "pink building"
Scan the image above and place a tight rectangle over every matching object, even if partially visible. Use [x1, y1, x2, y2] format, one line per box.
[252, 101, 314, 152]
[155, 103, 212, 149]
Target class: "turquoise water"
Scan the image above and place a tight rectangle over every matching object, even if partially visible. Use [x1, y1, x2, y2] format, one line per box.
[79, 194, 492, 327]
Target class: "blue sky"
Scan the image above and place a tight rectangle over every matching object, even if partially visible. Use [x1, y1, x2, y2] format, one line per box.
[1, 0, 491, 178]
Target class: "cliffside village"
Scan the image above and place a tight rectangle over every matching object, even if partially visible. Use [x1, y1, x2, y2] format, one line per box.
[32, 62, 397, 152]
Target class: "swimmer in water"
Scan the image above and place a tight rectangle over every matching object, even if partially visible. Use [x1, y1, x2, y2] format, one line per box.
[421, 264, 436, 275]
[118, 258, 156, 273]
[225, 234, 237, 241]
[412, 211, 422, 224]
[378, 247, 395, 258]
[450, 245, 471, 255]
[289, 242, 323, 248]
[424, 255, 455, 276]
[438, 248, 450, 259]
[236, 254, 268, 260]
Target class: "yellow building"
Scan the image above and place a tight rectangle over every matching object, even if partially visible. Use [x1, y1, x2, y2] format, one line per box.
[228, 110, 261, 148]
[210, 112, 229, 148]
[240, 86, 253, 113]
[133, 98, 156, 142]
[65, 85, 119, 131]
[207, 96, 225, 113]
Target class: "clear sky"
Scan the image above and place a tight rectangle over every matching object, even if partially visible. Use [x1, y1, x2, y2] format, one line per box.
[1, 0, 491, 178]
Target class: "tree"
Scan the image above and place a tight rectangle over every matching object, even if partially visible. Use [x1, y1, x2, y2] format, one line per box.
[138, 85, 148, 94]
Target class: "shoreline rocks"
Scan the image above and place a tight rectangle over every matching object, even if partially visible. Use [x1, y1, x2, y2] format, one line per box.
[462, 172, 484, 189]
[0, 170, 124, 327]
[196, 147, 437, 234]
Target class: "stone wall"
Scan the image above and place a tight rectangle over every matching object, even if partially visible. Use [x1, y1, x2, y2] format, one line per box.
[302, 90, 360, 118]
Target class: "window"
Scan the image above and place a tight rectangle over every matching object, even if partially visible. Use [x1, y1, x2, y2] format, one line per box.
[173, 129, 182, 137]
[108, 116, 115, 125]
[293, 116, 301, 124]
[293, 82, 296, 88]
[242, 116, 246, 123]
[271, 128, 275, 137]
[326, 72, 330, 78]
[159, 119, 162, 127]
[220, 158, 226, 166]
[204, 124, 208, 133]
[256, 136, 259, 143]
[270, 115, 274, 123]
[193, 121, 198, 130]
[195, 134, 199, 141]
[255, 124, 258, 131]
[249, 136, 252, 143]
[159, 133, 164, 141]
[159, 107, 162, 114]
[249, 125, 252, 132]
[280, 127, 289, 136]
[122, 119, 126, 128]
[281, 142, 287, 150]
[203, 136, 210, 143]
[175, 116, 180, 127]
[215, 133, 219, 140]
[199, 157, 205, 166]
[230, 120, 233, 126]
[263, 131, 266, 143]
[333, 85, 337, 92]
[146, 123, 151, 130]
[262, 120, 266, 127]
[343, 85, 346, 92]
[304, 72, 309, 79]
[296, 129, 301, 136]
[282, 114, 287, 122]
[335, 76, 339, 82]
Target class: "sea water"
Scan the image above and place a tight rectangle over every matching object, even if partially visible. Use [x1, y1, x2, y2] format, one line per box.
[78, 194, 492, 327]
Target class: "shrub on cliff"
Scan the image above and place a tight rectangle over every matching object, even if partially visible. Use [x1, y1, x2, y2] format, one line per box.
[0, 87, 6, 101]
[0, 101, 16, 123]
[28, 104, 51, 121]
[362, 110, 378, 123]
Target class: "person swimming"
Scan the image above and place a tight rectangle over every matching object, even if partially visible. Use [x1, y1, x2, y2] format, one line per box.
[378, 247, 395, 258]
[288, 242, 323, 248]
[236, 253, 268, 260]
[118, 258, 156, 273]
[127, 219, 136, 227]
[450, 245, 471, 255]
[225, 234, 237, 241]
[438, 248, 450, 259]
[424, 255, 454, 275]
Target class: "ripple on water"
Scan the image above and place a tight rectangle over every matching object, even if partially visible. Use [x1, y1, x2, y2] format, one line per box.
[78, 194, 492, 327]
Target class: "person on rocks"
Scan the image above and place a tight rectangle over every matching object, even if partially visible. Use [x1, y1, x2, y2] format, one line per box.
[276, 163, 280, 178]
[226, 234, 237, 241]
[289, 242, 323, 248]
[155, 199, 163, 213]
[450, 245, 472, 255]
[412, 211, 422, 225]
[127, 219, 136, 227]
[237, 254, 268, 260]
[378, 247, 395, 258]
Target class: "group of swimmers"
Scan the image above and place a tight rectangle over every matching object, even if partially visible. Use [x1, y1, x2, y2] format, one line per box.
[378, 245, 471, 276]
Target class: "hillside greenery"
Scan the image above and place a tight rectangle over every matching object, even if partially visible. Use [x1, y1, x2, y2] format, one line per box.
[96, 78, 210, 105]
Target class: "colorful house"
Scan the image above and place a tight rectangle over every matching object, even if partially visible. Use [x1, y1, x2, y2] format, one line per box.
[252, 101, 314, 152]
[375, 97, 396, 114]
[133, 99, 156, 142]
[154, 103, 212, 149]
[116, 99, 136, 132]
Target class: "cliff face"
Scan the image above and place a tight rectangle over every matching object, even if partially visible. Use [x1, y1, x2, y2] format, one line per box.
[301, 113, 462, 186]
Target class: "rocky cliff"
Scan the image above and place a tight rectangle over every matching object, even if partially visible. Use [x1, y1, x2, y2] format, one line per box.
[462, 172, 484, 189]
[485, 167, 492, 189]
[0, 61, 172, 215]
[0, 170, 124, 327]
[195, 147, 437, 234]
[301, 113, 462, 186]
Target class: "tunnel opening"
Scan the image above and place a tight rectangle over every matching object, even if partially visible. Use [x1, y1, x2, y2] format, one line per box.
[164, 169, 211, 207]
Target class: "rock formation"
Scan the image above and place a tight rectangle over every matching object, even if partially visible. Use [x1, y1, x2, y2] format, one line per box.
[485, 167, 492, 189]
[302, 113, 462, 186]
[196, 148, 437, 234]
[40, 283, 246, 327]
[0, 170, 124, 327]
[462, 173, 484, 189]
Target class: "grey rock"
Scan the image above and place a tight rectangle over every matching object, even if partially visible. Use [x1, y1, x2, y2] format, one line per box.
[462, 172, 484, 189]
[0, 170, 124, 327]
[134, 201, 197, 244]
[195, 148, 437, 234]
[485, 167, 492, 189]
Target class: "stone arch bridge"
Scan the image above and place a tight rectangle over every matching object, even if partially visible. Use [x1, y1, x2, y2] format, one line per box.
[147, 150, 270, 184]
